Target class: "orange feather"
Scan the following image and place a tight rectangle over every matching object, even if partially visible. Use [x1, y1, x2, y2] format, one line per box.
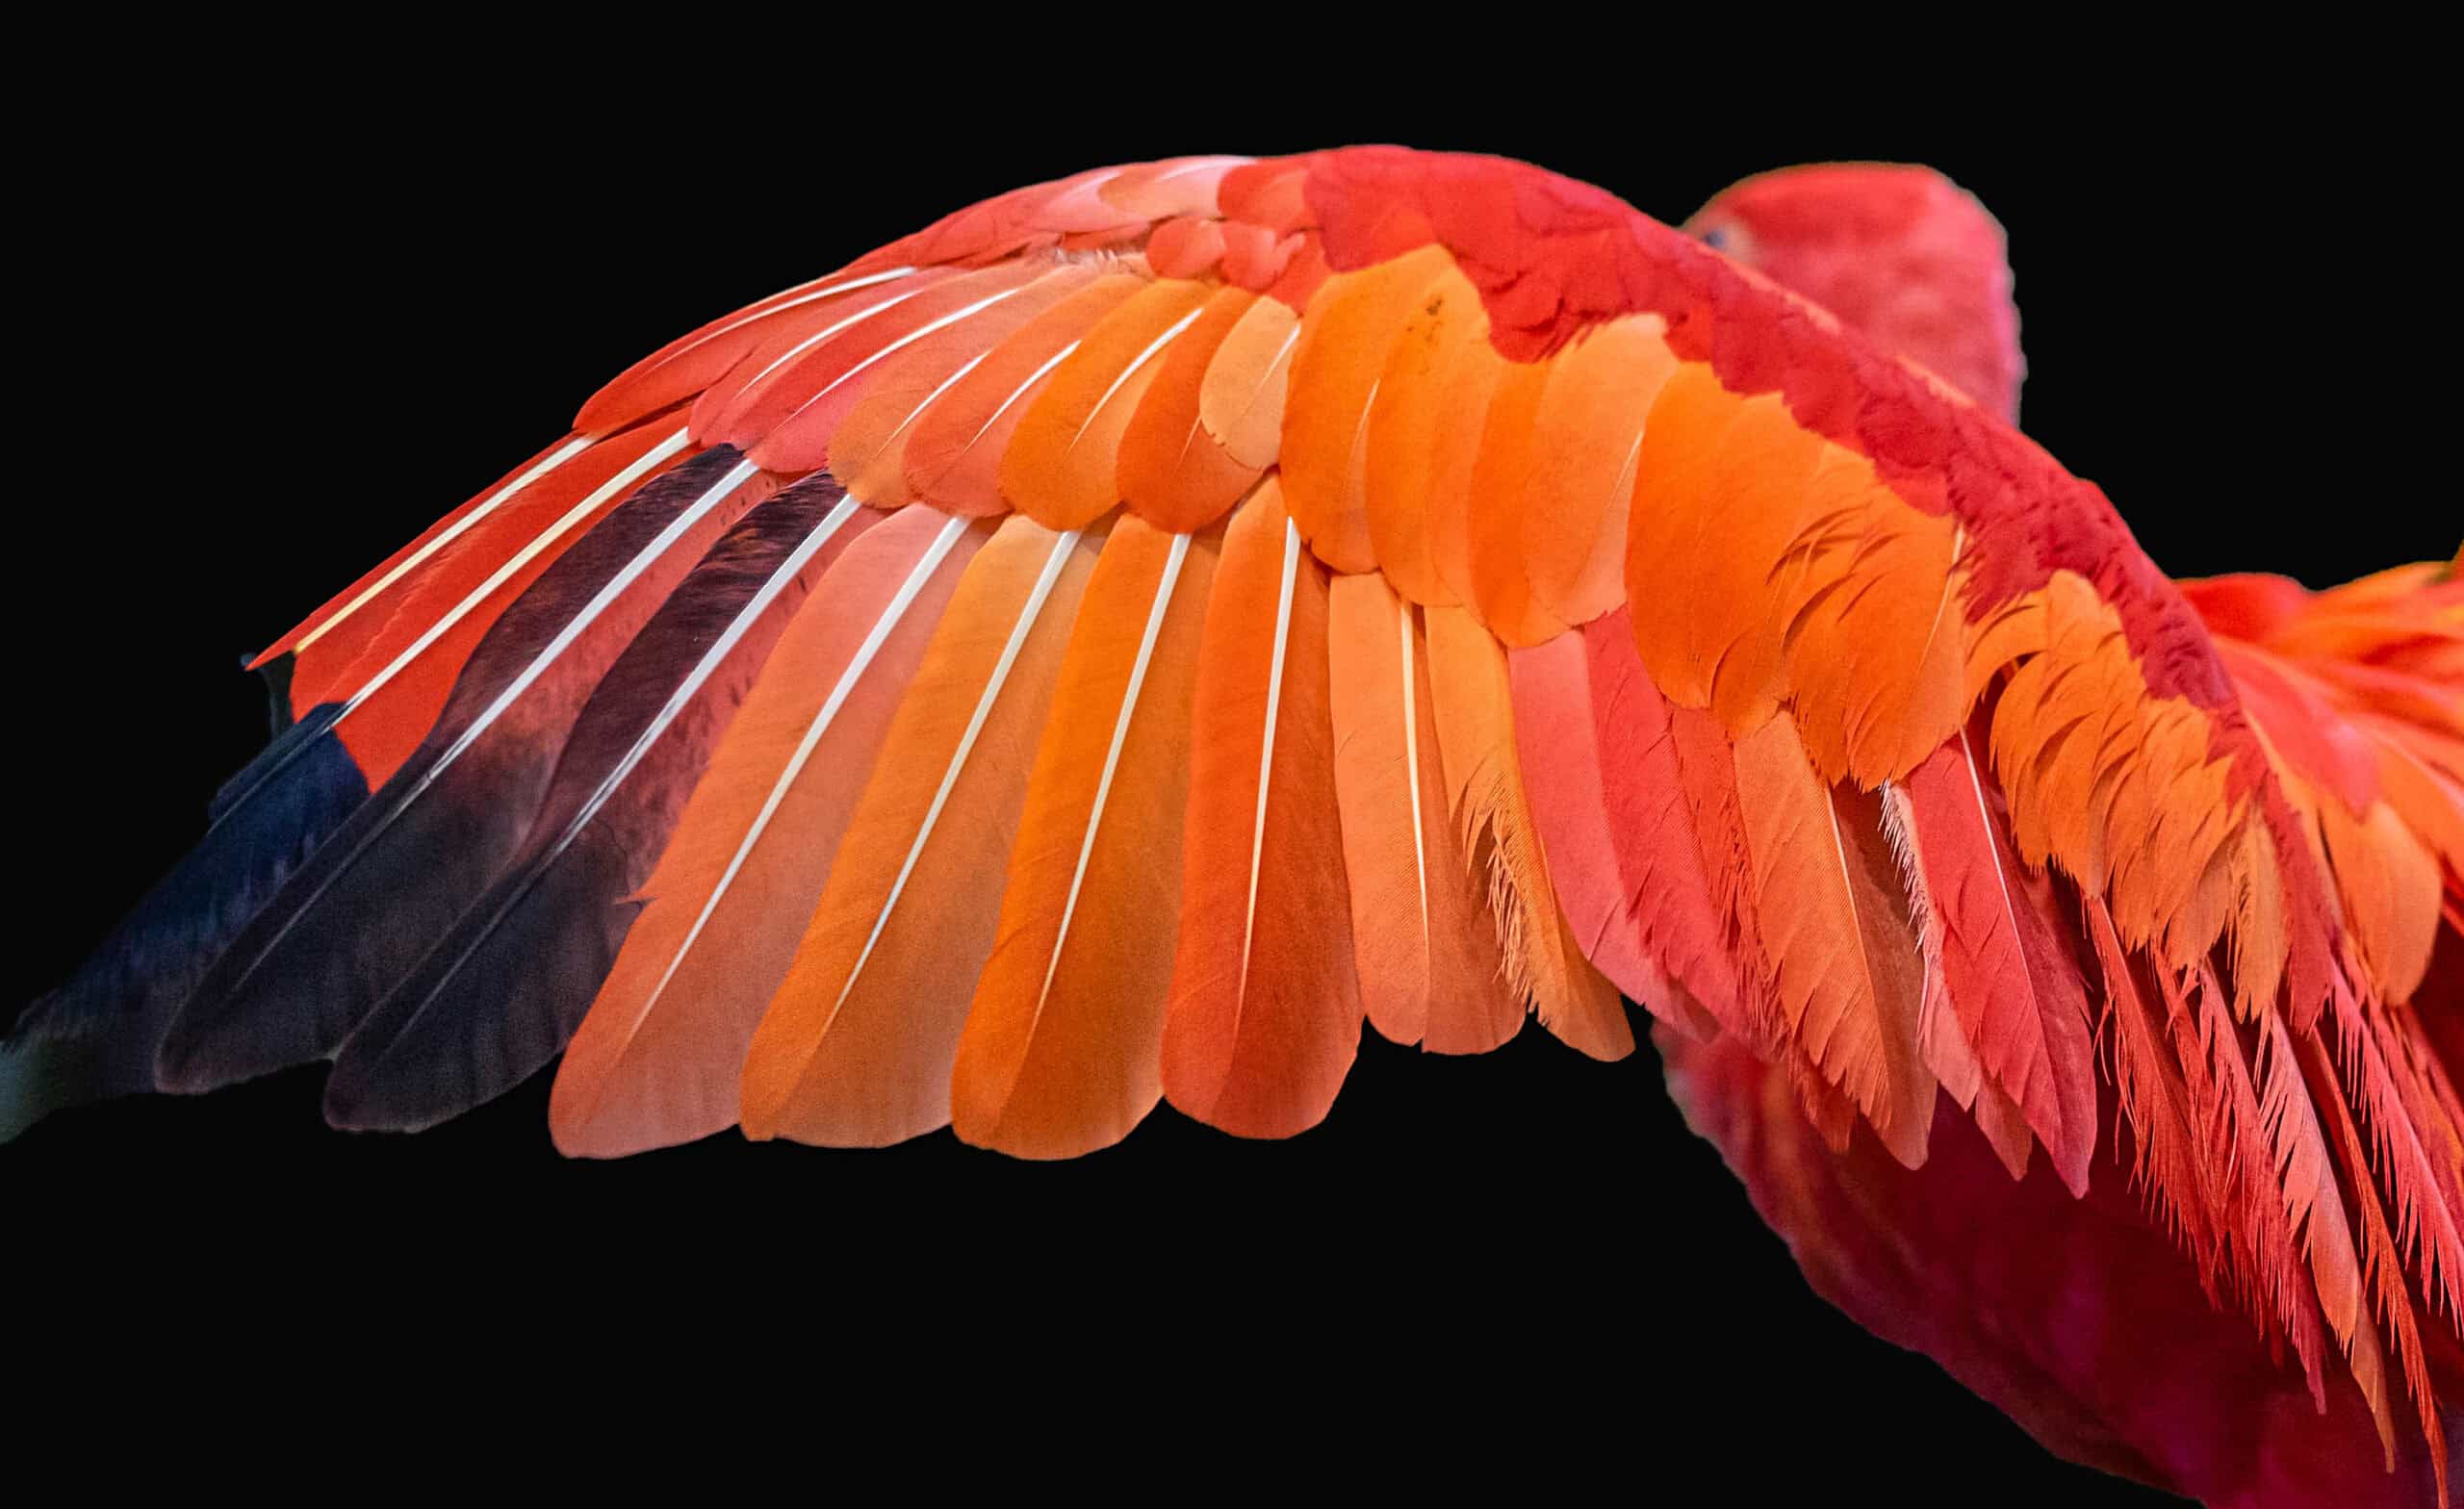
[1992, 575, 2249, 980]
[1195, 294, 1296, 473]
[1463, 359, 1562, 648]
[1325, 573, 1521, 1055]
[1281, 245, 1453, 574]
[1627, 362, 1965, 783]
[1626, 370, 1824, 734]
[549, 506, 984, 1156]
[1117, 287, 1266, 532]
[949, 516, 1222, 1157]
[685, 271, 957, 444]
[739, 517, 1104, 1146]
[1162, 487, 1362, 1136]
[1521, 318, 1676, 628]
[719, 259, 1052, 469]
[1421, 605, 1631, 1061]
[2318, 795, 2443, 1004]
[1782, 505, 1967, 788]
[1731, 712, 1934, 1166]
[2361, 727, 2464, 892]
[902, 270, 1143, 517]
[1000, 277, 1213, 530]
[821, 263, 1102, 508]
[1362, 268, 1492, 608]
[1417, 353, 1509, 613]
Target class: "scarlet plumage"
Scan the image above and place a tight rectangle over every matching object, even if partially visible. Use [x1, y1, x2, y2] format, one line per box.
[14, 146, 2460, 1506]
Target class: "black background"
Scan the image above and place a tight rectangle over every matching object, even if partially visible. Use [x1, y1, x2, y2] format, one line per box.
[7, 43, 2452, 1502]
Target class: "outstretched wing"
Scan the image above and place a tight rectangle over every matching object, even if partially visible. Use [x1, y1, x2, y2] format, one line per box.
[17, 147, 2461, 1477]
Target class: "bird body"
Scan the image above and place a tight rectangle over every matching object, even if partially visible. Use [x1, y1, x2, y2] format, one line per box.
[10, 146, 2460, 1505]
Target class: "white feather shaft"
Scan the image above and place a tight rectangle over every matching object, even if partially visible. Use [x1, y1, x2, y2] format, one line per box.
[635, 515, 971, 1021]
[1241, 518, 1300, 981]
[827, 525, 1082, 1021]
[338, 426, 694, 720]
[1035, 530, 1192, 1013]
[294, 434, 594, 654]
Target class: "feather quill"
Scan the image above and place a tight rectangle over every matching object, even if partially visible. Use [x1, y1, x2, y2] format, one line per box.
[1325, 574, 1520, 1054]
[1117, 287, 1267, 532]
[950, 518, 1221, 1157]
[574, 265, 926, 437]
[1731, 712, 1934, 1166]
[1001, 279, 1212, 530]
[1162, 490, 1362, 1136]
[1890, 729, 2098, 1193]
[734, 517, 1102, 1149]
[549, 505, 978, 1154]
[902, 271, 1143, 517]
[158, 448, 769, 1091]
[1579, 612, 1757, 1033]
[323, 483, 860, 1130]
[1422, 604, 1631, 1061]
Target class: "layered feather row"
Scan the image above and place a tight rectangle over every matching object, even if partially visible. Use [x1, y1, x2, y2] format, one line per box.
[19, 149, 2460, 1487]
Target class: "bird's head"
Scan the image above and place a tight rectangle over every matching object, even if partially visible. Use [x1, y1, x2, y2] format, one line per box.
[1685, 164, 2024, 422]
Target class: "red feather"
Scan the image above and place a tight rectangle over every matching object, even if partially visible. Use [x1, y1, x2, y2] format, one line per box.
[1893, 728, 2098, 1194]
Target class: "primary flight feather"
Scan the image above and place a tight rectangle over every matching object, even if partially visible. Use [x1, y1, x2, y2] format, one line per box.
[9, 147, 2460, 1506]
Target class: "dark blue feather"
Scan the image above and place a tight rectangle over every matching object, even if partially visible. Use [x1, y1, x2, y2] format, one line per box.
[155, 447, 759, 1094]
[4, 699, 369, 1137]
[321, 480, 852, 1130]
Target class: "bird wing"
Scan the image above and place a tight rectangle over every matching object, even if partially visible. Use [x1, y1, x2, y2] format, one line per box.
[20, 146, 2461, 1478]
